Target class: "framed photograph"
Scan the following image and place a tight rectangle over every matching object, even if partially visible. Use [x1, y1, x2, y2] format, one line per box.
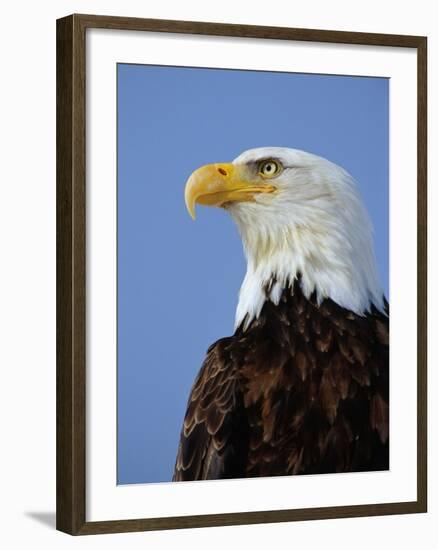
[56, 14, 427, 535]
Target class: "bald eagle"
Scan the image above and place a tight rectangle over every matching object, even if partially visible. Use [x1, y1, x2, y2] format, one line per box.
[173, 147, 389, 481]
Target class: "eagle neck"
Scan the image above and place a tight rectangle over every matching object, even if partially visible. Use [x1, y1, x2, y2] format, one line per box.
[233, 217, 385, 332]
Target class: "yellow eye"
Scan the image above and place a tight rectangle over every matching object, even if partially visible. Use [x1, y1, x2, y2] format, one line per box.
[259, 159, 281, 178]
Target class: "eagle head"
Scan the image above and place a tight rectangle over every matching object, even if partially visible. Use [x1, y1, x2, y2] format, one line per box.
[184, 147, 385, 330]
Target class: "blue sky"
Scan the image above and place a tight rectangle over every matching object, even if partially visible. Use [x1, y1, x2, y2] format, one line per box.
[117, 63, 389, 484]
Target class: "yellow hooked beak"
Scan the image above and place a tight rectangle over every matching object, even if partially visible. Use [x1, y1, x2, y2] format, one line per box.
[184, 163, 277, 219]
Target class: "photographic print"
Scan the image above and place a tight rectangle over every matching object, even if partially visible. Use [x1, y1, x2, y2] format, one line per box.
[57, 15, 426, 534]
[117, 64, 389, 485]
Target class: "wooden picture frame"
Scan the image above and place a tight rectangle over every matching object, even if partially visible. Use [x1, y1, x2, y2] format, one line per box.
[56, 13, 427, 535]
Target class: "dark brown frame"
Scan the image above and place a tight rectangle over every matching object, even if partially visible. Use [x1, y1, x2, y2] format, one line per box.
[57, 13, 427, 535]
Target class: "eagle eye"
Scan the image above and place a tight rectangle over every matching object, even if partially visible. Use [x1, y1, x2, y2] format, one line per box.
[259, 159, 281, 178]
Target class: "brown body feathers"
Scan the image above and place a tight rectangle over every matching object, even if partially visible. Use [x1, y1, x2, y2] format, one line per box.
[173, 284, 389, 481]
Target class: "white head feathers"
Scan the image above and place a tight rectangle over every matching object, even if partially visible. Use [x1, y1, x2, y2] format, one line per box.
[226, 147, 385, 330]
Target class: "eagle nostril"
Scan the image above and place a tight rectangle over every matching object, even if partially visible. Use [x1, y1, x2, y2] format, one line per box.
[217, 167, 227, 176]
